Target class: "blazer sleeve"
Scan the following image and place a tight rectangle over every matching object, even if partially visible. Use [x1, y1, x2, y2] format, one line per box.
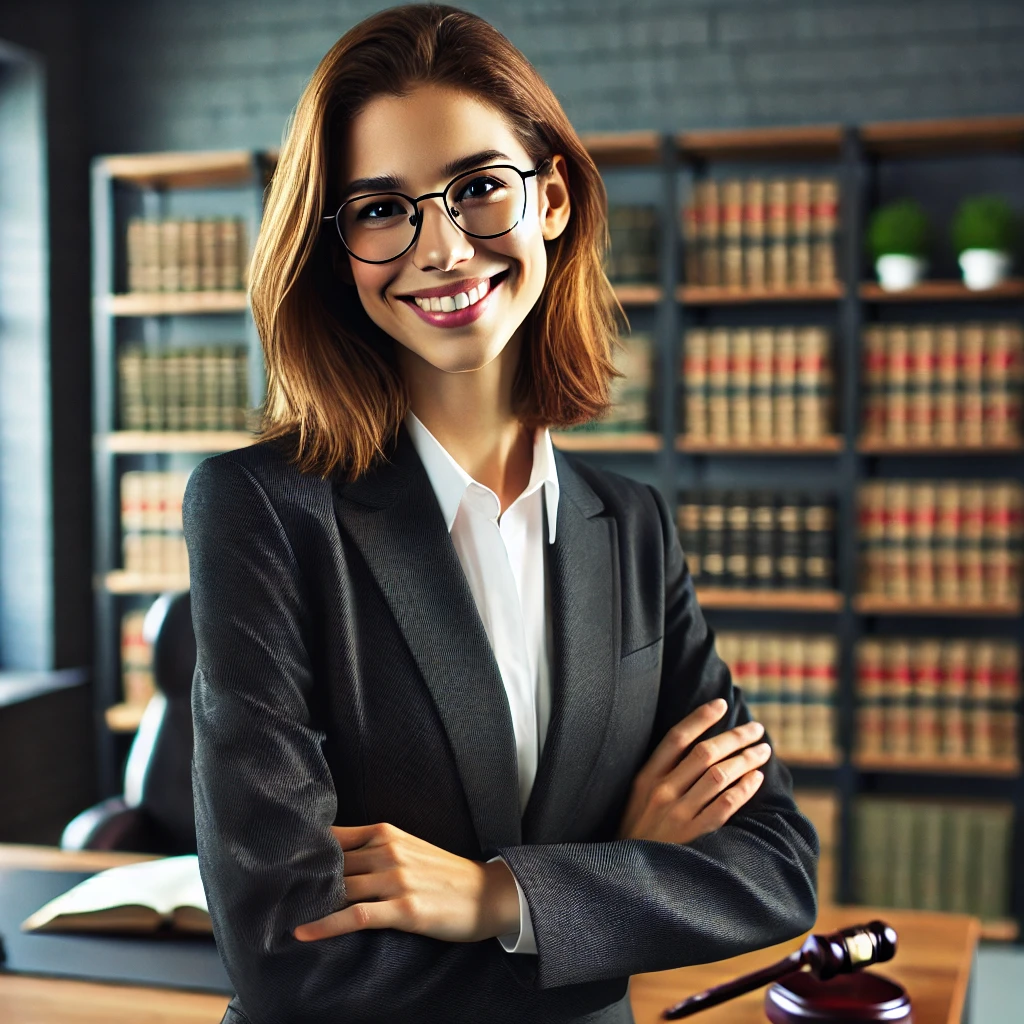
[183, 456, 505, 1023]
[491, 482, 819, 990]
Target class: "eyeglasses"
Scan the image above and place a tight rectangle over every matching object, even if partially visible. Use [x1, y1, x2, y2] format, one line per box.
[323, 158, 552, 264]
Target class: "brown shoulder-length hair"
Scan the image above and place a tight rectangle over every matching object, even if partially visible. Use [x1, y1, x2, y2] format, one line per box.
[249, 2, 627, 481]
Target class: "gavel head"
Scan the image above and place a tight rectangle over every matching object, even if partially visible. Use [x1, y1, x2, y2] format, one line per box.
[803, 920, 898, 981]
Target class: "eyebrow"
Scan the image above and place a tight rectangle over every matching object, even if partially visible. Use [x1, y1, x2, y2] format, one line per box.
[340, 149, 512, 201]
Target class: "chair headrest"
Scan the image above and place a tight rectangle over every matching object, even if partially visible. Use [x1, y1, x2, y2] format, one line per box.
[142, 591, 196, 701]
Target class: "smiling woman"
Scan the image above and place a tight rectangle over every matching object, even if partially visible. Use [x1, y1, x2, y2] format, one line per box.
[183, 6, 818, 1024]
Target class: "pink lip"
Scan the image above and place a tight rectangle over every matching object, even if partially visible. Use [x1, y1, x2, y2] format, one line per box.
[400, 272, 507, 328]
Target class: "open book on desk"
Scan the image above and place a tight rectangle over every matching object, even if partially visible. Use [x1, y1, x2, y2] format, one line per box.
[20, 854, 211, 936]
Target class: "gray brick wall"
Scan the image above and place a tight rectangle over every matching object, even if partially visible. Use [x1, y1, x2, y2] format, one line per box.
[87, 0, 1024, 153]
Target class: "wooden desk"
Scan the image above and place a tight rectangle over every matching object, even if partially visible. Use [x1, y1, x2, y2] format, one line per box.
[0, 845, 979, 1024]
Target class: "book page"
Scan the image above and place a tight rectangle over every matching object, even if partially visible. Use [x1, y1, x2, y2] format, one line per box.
[21, 854, 208, 931]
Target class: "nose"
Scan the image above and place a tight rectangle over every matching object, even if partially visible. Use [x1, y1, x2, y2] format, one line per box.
[411, 196, 474, 272]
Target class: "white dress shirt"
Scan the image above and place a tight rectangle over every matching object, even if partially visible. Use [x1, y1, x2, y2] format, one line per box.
[404, 409, 558, 955]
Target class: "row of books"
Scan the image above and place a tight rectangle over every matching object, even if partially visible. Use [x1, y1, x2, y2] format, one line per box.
[572, 332, 654, 433]
[681, 326, 833, 443]
[120, 471, 190, 575]
[715, 632, 837, 758]
[605, 205, 658, 284]
[118, 345, 251, 432]
[862, 322, 1023, 447]
[682, 177, 841, 290]
[677, 492, 836, 591]
[853, 798, 1013, 920]
[856, 638, 1019, 762]
[792, 789, 838, 905]
[125, 216, 249, 293]
[120, 608, 156, 707]
[858, 481, 1024, 604]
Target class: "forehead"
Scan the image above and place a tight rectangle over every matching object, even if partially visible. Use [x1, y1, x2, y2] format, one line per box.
[343, 83, 527, 186]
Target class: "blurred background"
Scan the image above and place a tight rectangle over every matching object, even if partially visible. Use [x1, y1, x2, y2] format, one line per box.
[0, 1, 1022, 1020]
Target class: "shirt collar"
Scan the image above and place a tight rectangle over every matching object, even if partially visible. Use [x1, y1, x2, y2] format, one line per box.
[404, 408, 559, 544]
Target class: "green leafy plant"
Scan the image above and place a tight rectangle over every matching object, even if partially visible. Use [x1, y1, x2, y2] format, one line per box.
[867, 199, 931, 260]
[951, 195, 1018, 254]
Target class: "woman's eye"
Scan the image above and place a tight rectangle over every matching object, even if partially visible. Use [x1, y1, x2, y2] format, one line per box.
[455, 176, 502, 202]
[357, 199, 403, 220]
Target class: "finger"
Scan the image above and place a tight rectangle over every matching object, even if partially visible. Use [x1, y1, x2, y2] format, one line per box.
[342, 869, 401, 904]
[664, 720, 766, 797]
[638, 699, 729, 783]
[293, 898, 411, 941]
[330, 822, 399, 851]
[340, 844, 400, 876]
[685, 742, 772, 813]
[688, 769, 765, 837]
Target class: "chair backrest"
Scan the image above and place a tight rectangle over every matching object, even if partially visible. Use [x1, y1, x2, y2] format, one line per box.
[122, 590, 197, 853]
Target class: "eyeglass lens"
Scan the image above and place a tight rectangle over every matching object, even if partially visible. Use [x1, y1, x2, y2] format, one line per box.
[337, 166, 528, 263]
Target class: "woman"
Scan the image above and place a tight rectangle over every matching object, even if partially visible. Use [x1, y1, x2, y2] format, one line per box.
[183, 6, 818, 1023]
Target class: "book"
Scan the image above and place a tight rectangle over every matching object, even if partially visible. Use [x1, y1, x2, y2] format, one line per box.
[20, 855, 211, 936]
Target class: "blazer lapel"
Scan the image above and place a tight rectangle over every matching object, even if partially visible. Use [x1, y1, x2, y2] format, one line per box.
[331, 424, 522, 854]
[331, 425, 620, 855]
[520, 448, 619, 844]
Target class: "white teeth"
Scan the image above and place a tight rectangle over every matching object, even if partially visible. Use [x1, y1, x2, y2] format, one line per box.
[411, 277, 494, 313]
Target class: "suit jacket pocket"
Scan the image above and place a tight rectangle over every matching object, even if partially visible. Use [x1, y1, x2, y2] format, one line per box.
[619, 636, 662, 675]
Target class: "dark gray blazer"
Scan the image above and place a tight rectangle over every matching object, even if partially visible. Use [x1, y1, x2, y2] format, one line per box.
[182, 422, 818, 1024]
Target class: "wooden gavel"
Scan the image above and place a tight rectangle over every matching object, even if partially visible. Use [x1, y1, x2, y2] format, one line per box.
[662, 920, 899, 1020]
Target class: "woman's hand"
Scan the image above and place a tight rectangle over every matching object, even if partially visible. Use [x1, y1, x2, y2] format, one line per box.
[292, 822, 521, 944]
[616, 698, 771, 844]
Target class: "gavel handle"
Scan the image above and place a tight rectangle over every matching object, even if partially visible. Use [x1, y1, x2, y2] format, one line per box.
[661, 952, 804, 1019]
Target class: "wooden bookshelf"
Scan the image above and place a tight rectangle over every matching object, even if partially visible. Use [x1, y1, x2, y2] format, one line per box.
[677, 435, 843, 454]
[860, 279, 1024, 303]
[677, 283, 844, 305]
[105, 701, 146, 734]
[854, 753, 1021, 777]
[676, 124, 845, 162]
[98, 149, 258, 188]
[611, 283, 662, 305]
[103, 431, 257, 453]
[104, 290, 250, 316]
[857, 437, 1024, 455]
[551, 431, 662, 452]
[780, 750, 843, 769]
[580, 130, 661, 166]
[103, 571, 190, 595]
[696, 588, 844, 612]
[853, 595, 1022, 617]
[860, 114, 1024, 158]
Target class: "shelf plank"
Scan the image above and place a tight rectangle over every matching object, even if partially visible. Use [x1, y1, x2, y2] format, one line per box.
[696, 588, 844, 611]
[677, 283, 844, 305]
[611, 283, 662, 305]
[551, 431, 662, 452]
[854, 753, 1021, 777]
[103, 431, 258, 453]
[98, 150, 257, 189]
[778, 750, 843, 769]
[854, 595, 1022, 617]
[105, 702, 146, 733]
[580, 130, 661, 165]
[980, 919, 1020, 942]
[103, 571, 190, 594]
[860, 114, 1024, 157]
[104, 291, 250, 316]
[860, 279, 1024, 302]
[678, 435, 843, 454]
[857, 437, 1024, 455]
[676, 124, 845, 161]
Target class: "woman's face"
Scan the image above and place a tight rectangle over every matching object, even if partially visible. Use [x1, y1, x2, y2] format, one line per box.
[338, 83, 571, 377]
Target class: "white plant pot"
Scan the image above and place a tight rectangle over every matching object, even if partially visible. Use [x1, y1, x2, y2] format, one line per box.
[875, 254, 928, 291]
[958, 248, 1011, 290]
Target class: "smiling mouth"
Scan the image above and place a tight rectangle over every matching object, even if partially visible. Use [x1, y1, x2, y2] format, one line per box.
[399, 269, 510, 312]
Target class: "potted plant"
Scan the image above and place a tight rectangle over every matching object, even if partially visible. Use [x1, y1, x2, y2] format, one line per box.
[867, 199, 931, 291]
[952, 195, 1018, 290]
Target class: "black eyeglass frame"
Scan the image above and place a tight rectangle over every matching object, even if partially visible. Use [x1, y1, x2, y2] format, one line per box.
[322, 157, 553, 265]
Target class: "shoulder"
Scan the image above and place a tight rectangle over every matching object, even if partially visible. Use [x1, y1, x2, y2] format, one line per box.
[555, 448, 672, 544]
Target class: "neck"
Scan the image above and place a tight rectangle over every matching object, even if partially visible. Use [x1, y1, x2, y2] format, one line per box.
[399, 327, 535, 513]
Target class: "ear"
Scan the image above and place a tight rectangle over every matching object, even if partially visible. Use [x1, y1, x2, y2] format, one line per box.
[538, 153, 571, 242]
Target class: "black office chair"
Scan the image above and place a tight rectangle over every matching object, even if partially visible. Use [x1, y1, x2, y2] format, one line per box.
[61, 591, 197, 854]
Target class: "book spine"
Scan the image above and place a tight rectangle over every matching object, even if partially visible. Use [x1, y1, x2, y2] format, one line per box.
[725, 491, 752, 588]
[683, 329, 709, 440]
[743, 178, 767, 291]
